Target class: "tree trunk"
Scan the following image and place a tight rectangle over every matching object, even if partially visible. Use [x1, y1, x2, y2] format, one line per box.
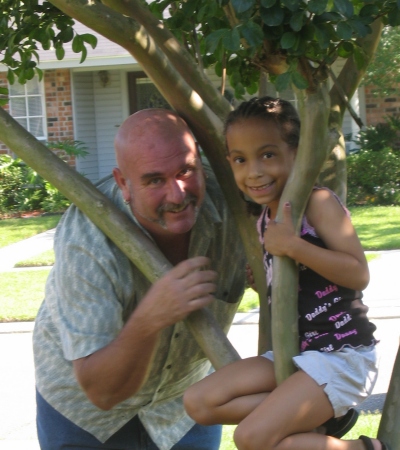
[272, 83, 335, 383]
[321, 19, 384, 201]
[378, 343, 400, 450]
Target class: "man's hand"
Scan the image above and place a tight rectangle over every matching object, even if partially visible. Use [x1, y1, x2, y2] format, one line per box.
[74, 256, 216, 410]
[138, 256, 217, 331]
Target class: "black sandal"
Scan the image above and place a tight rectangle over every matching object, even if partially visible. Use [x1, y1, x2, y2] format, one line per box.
[359, 435, 392, 450]
[324, 408, 358, 438]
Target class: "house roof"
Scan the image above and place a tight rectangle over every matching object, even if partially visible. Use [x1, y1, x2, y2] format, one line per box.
[0, 20, 138, 72]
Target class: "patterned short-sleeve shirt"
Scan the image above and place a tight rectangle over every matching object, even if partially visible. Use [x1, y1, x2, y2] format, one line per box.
[33, 163, 246, 450]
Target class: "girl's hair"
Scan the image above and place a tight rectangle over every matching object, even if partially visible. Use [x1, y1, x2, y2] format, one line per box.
[224, 96, 301, 149]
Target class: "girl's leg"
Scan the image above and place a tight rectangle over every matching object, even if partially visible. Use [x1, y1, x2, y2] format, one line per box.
[184, 356, 276, 425]
[233, 370, 384, 450]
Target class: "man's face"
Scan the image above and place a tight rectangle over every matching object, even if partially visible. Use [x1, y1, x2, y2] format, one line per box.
[119, 131, 206, 238]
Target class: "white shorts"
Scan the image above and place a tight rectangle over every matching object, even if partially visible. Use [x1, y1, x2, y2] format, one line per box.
[262, 345, 379, 417]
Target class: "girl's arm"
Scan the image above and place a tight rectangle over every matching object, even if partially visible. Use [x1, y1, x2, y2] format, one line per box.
[264, 189, 369, 291]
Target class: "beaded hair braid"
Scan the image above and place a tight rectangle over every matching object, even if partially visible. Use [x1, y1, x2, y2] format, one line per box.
[224, 96, 301, 150]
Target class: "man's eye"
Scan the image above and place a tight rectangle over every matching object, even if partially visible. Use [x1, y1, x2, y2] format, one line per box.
[149, 178, 163, 185]
[179, 168, 194, 178]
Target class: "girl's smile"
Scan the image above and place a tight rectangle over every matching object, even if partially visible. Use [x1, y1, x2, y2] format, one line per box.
[226, 117, 296, 218]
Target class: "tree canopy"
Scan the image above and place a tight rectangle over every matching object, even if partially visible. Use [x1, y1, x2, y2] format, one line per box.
[1, 0, 399, 97]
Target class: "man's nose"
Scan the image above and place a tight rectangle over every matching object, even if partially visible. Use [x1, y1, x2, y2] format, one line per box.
[165, 179, 186, 203]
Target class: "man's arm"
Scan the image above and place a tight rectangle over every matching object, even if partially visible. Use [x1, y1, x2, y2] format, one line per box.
[73, 256, 216, 410]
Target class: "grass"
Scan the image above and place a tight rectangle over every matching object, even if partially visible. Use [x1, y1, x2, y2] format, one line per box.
[0, 204, 398, 322]
[0, 214, 62, 248]
[15, 249, 55, 267]
[349, 205, 400, 250]
[220, 412, 381, 449]
[0, 268, 51, 321]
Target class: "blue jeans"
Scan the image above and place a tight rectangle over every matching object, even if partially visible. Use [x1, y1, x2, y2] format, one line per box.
[36, 390, 222, 449]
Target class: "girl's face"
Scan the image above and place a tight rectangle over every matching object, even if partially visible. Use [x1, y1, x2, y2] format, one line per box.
[226, 117, 296, 218]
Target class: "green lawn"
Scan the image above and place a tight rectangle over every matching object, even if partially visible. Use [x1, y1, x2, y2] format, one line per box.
[349, 205, 400, 250]
[0, 214, 62, 248]
[0, 205, 399, 322]
[0, 268, 50, 321]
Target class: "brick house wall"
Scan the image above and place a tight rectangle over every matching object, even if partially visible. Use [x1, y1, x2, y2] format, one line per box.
[364, 85, 400, 126]
[0, 69, 76, 168]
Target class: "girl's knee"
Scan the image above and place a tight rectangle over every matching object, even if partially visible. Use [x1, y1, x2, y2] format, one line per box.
[234, 422, 277, 450]
[183, 385, 215, 426]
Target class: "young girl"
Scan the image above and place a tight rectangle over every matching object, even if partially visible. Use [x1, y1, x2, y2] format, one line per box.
[184, 97, 387, 450]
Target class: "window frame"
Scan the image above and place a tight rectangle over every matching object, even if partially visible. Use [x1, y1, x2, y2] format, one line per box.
[8, 76, 47, 141]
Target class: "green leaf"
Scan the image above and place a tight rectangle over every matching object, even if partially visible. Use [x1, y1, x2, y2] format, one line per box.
[290, 11, 304, 32]
[6, 69, 14, 85]
[55, 45, 65, 60]
[205, 29, 229, 53]
[281, 0, 299, 12]
[337, 40, 353, 58]
[260, 0, 276, 8]
[72, 35, 83, 53]
[231, 0, 255, 14]
[36, 67, 44, 81]
[359, 4, 379, 17]
[307, 0, 328, 15]
[260, 4, 285, 27]
[0, 86, 9, 96]
[336, 21, 353, 40]
[388, 8, 400, 27]
[41, 39, 51, 51]
[81, 33, 97, 49]
[240, 21, 264, 47]
[58, 26, 74, 43]
[79, 45, 87, 64]
[314, 24, 330, 49]
[215, 61, 223, 77]
[280, 31, 297, 49]
[291, 71, 308, 89]
[348, 18, 369, 37]
[222, 27, 240, 52]
[275, 71, 291, 91]
[246, 81, 258, 95]
[333, 0, 353, 18]
[234, 82, 245, 99]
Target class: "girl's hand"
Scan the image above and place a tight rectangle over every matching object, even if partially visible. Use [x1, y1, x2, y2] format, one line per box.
[264, 202, 296, 257]
[245, 263, 257, 292]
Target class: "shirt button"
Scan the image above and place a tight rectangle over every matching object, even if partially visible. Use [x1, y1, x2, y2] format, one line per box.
[174, 333, 180, 338]
[166, 364, 172, 369]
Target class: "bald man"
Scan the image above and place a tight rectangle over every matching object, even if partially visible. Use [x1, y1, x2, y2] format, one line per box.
[33, 109, 247, 450]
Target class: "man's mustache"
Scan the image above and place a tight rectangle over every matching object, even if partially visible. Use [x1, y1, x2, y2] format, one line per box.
[158, 194, 198, 214]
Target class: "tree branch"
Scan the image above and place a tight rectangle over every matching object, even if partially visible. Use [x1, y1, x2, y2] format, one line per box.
[99, 0, 232, 121]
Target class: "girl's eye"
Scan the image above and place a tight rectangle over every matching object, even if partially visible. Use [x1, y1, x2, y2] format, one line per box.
[262, 152, 274, 159]
[233, 157, 245, 164]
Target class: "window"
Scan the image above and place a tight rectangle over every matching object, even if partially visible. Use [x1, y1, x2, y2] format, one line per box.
[8, 77, 46, 140]
[127, 72, 171, 114]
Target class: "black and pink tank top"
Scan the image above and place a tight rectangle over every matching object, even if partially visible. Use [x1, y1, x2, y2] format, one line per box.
[257, 189, 377, 353]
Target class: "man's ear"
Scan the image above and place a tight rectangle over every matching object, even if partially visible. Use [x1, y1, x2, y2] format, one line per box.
[113, 168, 130, 201]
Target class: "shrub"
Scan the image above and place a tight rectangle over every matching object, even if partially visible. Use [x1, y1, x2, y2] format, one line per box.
[0, 140, 88, 215]
[347, 147, 400, 206]
[353, 114, 400, 152]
